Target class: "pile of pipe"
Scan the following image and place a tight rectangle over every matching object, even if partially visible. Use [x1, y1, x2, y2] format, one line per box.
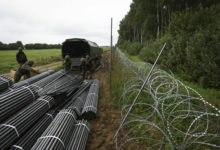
[12, 70, 55, 88]
[31, 69, 68, 90]
[10, 111, 56, 150]
[0, 70, 55, 95]
[66, 120, 90, 150]
[82, 79, 99, 120]
[0, 69, 100, 150]
[0, 95, 55, 149]
[0, 75, 13, 92]
[38, 72, 82, 96]
[64, 79, 100, 120]
[0, 85, 38, 123]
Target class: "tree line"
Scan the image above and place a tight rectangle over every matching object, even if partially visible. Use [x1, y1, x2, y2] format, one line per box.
[118, 0, 220, 89]
[0, 41, 61, 50]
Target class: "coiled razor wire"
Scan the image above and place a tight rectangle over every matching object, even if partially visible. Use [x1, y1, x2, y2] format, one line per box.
[114, 48, 220, 150]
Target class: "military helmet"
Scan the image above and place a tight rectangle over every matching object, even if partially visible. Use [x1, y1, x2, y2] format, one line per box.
[65, 55, 70, 59]
[80, 57, 85, 62]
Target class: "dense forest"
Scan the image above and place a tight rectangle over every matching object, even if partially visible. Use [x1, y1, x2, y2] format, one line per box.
[0, 41, 61, 50]
[117, 0, 220, 89]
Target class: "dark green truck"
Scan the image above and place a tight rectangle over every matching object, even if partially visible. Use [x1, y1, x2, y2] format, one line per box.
[62, 38, 103, 71]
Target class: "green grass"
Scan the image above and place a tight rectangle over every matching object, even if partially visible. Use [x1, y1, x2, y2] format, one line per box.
[122, 49, 142, 62]
[111, 59, 128, 108]
[174, 74, 220, 107]
[0, 49, 62, 74]
[101, 46, 110, 51]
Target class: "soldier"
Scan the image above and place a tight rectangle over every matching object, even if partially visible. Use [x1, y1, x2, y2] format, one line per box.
[85, 55, 92, 79]
[80, 57, 86, 79]
[14, 61, 40, 83]
[16, 47, 27, 66]
[63, 55, 72, 71]
[80, 55, 92, 79]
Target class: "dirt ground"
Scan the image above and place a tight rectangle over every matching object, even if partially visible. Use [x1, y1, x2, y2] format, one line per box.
[2, 61, 62, 78]
[86, 52, 122, 150]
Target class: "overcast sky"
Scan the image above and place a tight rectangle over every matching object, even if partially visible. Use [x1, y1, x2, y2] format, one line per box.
[0, 0, 132, 46]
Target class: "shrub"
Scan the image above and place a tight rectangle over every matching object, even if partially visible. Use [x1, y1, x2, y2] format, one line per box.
[126, 42, 144, 55]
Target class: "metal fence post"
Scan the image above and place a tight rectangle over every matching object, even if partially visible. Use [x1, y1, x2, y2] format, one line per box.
[110, 18, 113, 90]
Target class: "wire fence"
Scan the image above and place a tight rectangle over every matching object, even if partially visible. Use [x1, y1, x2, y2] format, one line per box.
[114, 48, 220, 150]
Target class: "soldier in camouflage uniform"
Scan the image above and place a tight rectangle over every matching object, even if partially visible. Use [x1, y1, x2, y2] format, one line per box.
[16, 47, 27, 66]
[80, 57, 86, 79]
[14, 61, 40, 83]
[63, 55, 72, 71]
[80, 55, 92, 79]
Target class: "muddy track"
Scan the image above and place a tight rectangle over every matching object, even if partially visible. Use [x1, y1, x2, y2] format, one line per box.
[86, 52, 121, 150]
[2, 61, 62, 77]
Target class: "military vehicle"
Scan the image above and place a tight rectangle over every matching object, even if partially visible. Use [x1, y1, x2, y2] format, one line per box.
[62, 38, 103, 71]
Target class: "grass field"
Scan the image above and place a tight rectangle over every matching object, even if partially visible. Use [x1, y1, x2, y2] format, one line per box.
[101, 46, 110, 51]
[0, 49, 62, 74]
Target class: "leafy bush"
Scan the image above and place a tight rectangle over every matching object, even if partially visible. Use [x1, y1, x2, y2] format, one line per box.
[126, 42, 144, 55]
[139, 33, 173, 64]
[119, 41, 144, 56]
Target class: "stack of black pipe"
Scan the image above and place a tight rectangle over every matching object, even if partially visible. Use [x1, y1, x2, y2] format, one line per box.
[82, 79, 99, 120]
[32, 69, 67, 90]
[68, 90, 89, 117]
[0, 87, 14, 95]
[0, 85, 38, 123]
[0, 95, 55, 149]
[10, 111, 56, 150]
[0, 75, 12, 92]
[12, 70, 55, 88]
[0, 73, 100, 149]
[31, 109, 77, 150]
[59, 80, 93, 110]
[66, 120, 90, 150]
[38, 73, 82, 96]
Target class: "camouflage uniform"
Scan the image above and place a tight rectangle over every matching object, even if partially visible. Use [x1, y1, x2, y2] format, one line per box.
[81, 55, 92, 79]
[86, 56, 92, 79]
[16, 47, 27, 66]
[80, 58, 86, 79]
[63, 55, 71, 71]
[14, 61, 40, 83]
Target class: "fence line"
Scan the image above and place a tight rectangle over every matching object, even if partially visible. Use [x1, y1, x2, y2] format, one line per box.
[114, 48, 220, 150]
